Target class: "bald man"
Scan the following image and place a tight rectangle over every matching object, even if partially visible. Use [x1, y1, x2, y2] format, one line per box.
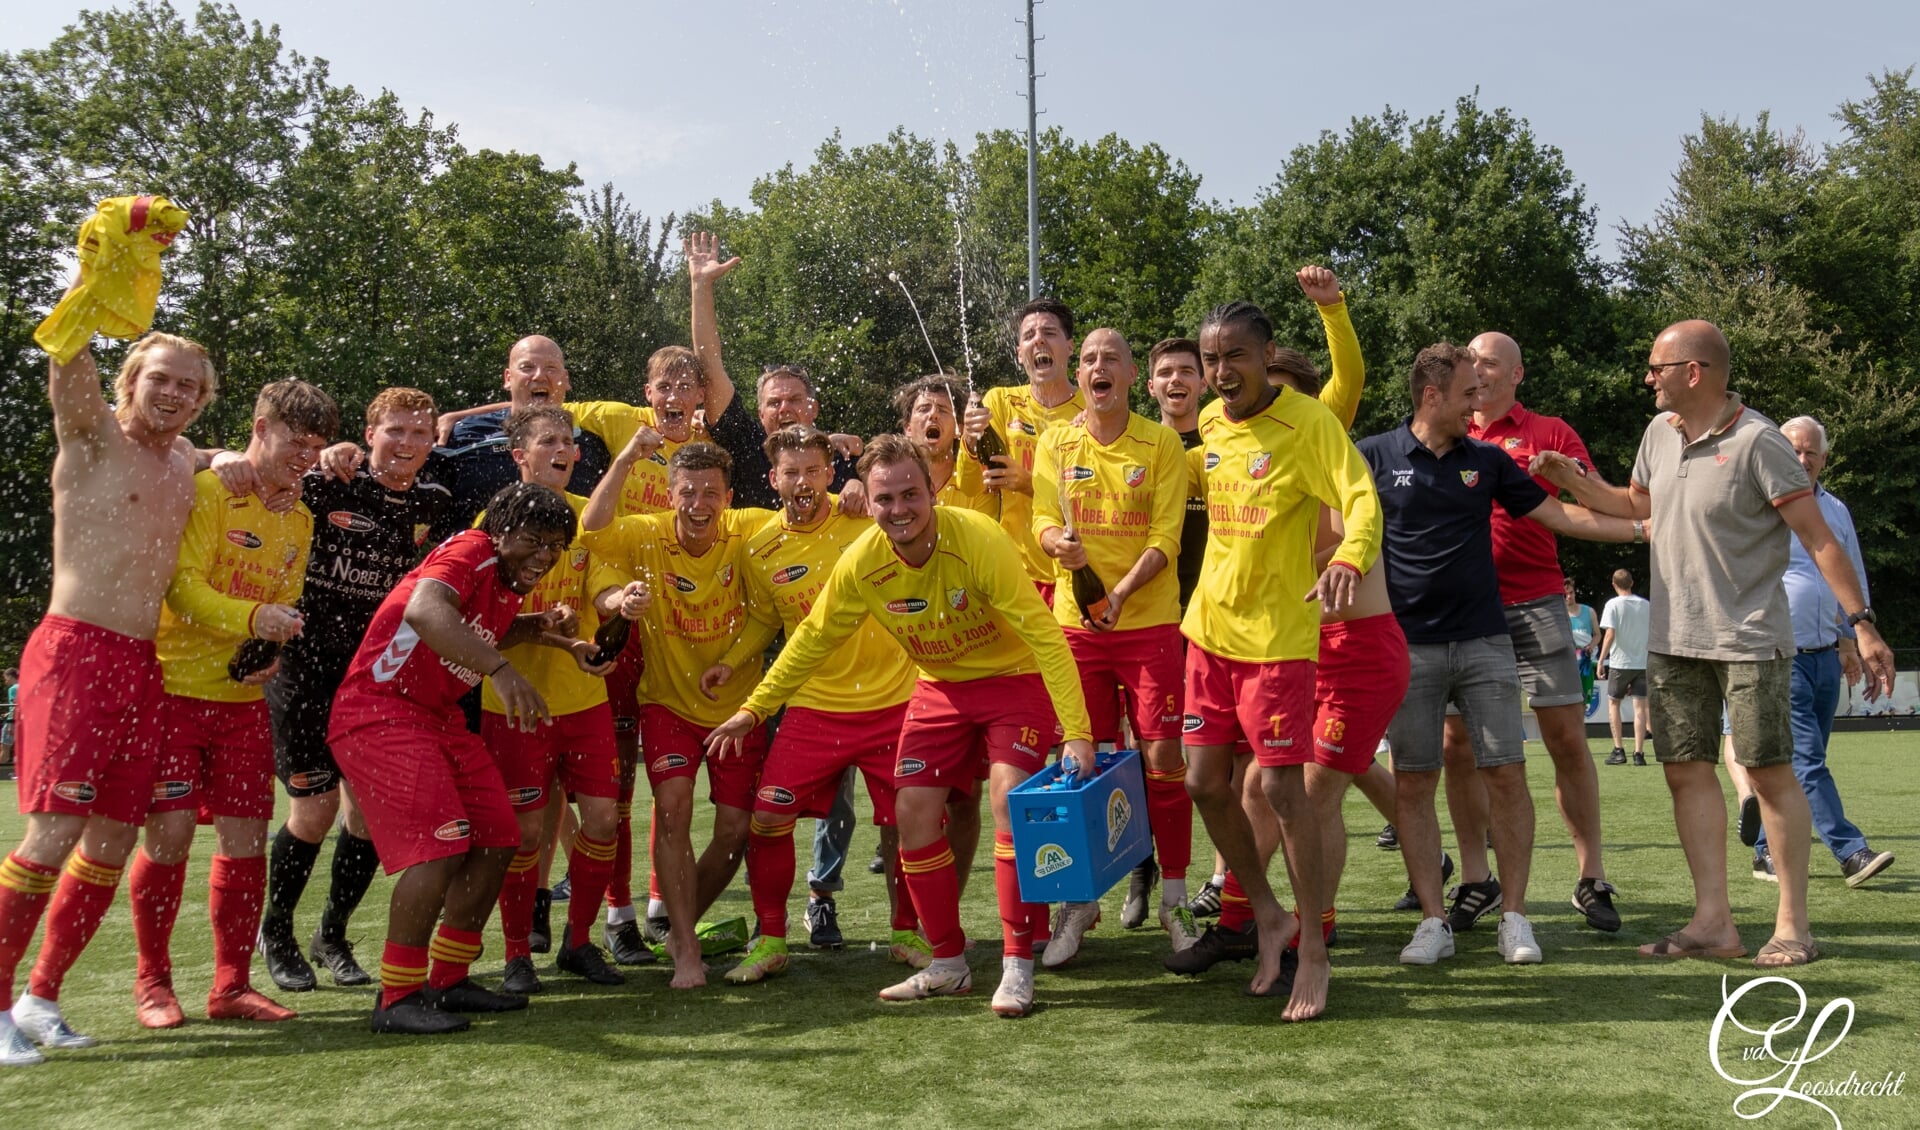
[1436, 332, 1620, 936]
[1532, 320, 1895, 969]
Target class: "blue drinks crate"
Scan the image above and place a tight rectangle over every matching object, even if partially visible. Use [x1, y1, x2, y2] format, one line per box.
[1007, 749, 1153, 904]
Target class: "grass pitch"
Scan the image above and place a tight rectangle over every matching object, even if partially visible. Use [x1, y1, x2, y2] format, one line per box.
[1, 733, 1915, 1129]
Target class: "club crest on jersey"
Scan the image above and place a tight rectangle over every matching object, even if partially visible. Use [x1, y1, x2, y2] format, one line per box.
[1248, 452, 1273, 480]
[226, 530, 262, 549]
[328, 511, 377, 534]
[1503, 437, 1523, 450]
[771, 565, 809, 586]
[569, 548, 588, 571]
[651, 754, 690, 773]
[1064, 465, 1095, 481]
[286, 771, 332, 792]
[1181, 713, 1204, 734]
[1015, 420, 1038, 436]
[1124, 465, 1147, 488]
[53, 781, 97, 803]
[284, 543, 299, 566]
[413, 523, 430, 546]
[897, 757, 927, 776]
[507, 786, 544, 806]
[1459, 470, 1480, 487]
[432, 819, 471, 841]
[151, 780, 192, 801]
[664, 573, 698, 593]
[886, 598, 929, 614]
[1033, 843, 1073, 878]
[757, 785, 796, 806]
[720, 565, 734, 586]
[1204, 452, 1221, 471]
[947, 588, 969, 611]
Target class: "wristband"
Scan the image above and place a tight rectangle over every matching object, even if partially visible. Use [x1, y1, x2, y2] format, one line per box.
[1329, 560, 1362, 578]
[1632, 520, 1645, 544]
[488, 658, 510, 677]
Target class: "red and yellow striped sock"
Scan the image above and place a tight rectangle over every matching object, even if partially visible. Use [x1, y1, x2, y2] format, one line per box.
[1217, 871, 1253, 931]
[30, 852, 123, 1001]
[606, 791, 634, 911]
[0, 852, 60, 1006]
[379, 940, 429, 1009]
[428, 924, 483, 991]
[744, 816, 796, 940]
[993, 832, 1042, 960]
[497, 850, 539, 961]
[1144, 766, 1193, 879]
[565, 834, 618, 945]
[899, 838, 963, 959]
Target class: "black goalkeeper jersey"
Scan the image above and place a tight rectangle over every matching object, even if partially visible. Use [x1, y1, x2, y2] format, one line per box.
[285, 470, 452, 671]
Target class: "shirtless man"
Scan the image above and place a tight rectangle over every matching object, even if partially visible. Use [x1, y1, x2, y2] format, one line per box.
[1, 331, 217, 1064]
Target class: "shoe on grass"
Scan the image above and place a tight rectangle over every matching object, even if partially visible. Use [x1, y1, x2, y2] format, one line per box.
[500, 954, 544, 995]
[878, 961, 972, 1001]
[641, 914, 671, 947]
[309, 932, 372, 986]
[889, 930, 933, 969]
[550, 874, 571, 902]
[134, 976, 185, 1030]
[604, 919, 655, 966]
[11, 994, 95, 1049]
[1737, 794, 1762, 847]
[1376, 823, 1399, 850]
[1841, 848, 1894, 889]
[1400, 917, 1455, 965]
[991, 957, 1034, 1017]
[724, 936, 790, 984]
[556, 926, 625, 985]
[1444, 877, 1502, 933]
[1162, 920, 1257, 974]
[0, 1013, 43, 1066]
[1631, 751, 1648, 767]
[259, 925, 316, 992]
[371, 991, 469, 1035]
[867, 851, 886, 875]
[1186, 879, 1223, 918]
[207, 986, 297, 1022]
[1160, 902, 1200, 952]
[1041, 902, 1102, 969]
[1753, 848, 1777, 883]
[1496, 912, 1543, 964]
[1605, 747, 1628, 765]
[427, 977, 527, 1013]
[806, 897, 844, 949]
[1395, 852, 1454, 912]
[1121, 857, 1159, 929]
[1572, 877, 1622, 932]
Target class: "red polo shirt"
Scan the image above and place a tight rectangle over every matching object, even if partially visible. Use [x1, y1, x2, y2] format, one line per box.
[1470, 401, 1592, 606]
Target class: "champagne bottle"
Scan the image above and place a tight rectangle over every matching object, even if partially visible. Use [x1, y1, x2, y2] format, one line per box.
[1062, 528, 1111, 625]
[586, 613, 632, 667]
[968, 390, 1008, 470]
[228, 638, 281, 681]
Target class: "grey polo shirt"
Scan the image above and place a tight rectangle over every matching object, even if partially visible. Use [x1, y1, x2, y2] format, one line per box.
[1630, 393, 1812, 662]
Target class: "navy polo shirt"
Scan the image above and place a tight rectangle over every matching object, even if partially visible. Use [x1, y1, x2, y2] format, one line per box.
[1356, 421, 1548, 644]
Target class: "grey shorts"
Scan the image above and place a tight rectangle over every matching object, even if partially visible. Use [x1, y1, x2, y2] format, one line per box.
[1443, 595, 1584, 713]
[1647, 652, 1792, 769]
[1606, 668, 1648, 699]
[1387, 636, 1526, 773]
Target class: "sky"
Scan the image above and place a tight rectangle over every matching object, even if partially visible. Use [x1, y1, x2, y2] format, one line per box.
[4, 0, 1918, 258]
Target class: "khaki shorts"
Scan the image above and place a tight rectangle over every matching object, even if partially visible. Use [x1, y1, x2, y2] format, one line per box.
[1647, 652, 1791, 768]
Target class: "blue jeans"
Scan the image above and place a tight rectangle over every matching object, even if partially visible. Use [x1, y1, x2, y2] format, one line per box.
[1756, 648, 1868, 863]
[806, 767, 858, 895]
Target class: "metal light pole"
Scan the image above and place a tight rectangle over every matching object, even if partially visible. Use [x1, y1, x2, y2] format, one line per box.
[1020, 0, 1042, 299]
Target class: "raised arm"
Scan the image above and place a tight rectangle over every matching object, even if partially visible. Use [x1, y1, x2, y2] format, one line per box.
[686, 231, 742, 422]
[1299, 266, 1365, 430]
[47, 348, 118, 447]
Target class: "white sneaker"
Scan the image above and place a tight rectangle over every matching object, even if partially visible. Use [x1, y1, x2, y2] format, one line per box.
[1497, 912, 1544, 964]
[990, 956, 1035, 1017]
[1400, 916, 1455, 965]
[1040, 902, 1102, 969]
[0, 1014, 44, 1067]
[877, 959, 972, 1001]
[10, 995, 95, 1049]
[1159, 902, 1200, 952]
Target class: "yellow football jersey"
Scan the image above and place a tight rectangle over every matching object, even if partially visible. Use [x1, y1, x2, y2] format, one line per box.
[569, 400, 685, 517]
[478, 492, 628, 718]
[955, 384, 1085, 583]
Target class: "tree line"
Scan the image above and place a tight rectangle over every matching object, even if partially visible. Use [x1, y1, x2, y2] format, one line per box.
[3, 1, 1916, 653]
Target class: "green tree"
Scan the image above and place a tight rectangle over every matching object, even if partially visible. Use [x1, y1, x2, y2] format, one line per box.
[550, 183, 677, 403]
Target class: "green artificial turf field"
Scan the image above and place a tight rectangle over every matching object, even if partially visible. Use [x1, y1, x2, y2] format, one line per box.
[0, 733, 1913, 1129]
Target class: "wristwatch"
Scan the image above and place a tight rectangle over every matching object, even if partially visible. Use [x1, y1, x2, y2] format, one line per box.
[1845, 607, 1876, 628]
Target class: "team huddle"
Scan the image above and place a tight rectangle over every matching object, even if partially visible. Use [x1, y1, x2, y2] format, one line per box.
[0, 230, 1898, 1059]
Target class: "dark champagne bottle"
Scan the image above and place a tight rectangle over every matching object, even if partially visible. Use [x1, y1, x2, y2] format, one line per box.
[1063, 529, 1111, 624]
[586, 614, 632, 667]
[969, 391, 1008, 470]
[228, 638, 281, 681]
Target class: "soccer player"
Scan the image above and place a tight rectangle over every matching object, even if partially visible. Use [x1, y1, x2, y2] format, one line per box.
[331, 481, 596, 1034]
[1597, 569, 1651, 765]
[715, 426, 924, 983]
[2, 331, 216, 1064]
[484, 407, 634, 992]
[247, 388, 450, 993]
[707, 435, 1096, 1018]
[1359, 344, 1637, 968]
[1029, 328, 1195, 962]
[895, 375, 995, 515]
[581, 439, 772, 989]
[1179, 300, 1381, 1022]
[1435, 331, 1622, 937]
[132, 379, 335, 1028]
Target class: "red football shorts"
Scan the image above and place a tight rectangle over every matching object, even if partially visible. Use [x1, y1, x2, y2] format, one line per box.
[1313, 613, 1411, 775]
[895, 673, 1060, 797]
[1065, 623, 1185, 743]
[14, 614, 164, 826]
[482, 701, 619, 812]
[1182, 645, 1315, 767]
[639, 704, 767, 810]
[331, 706, 520, 874]
[755, 703, 908, 826]
[148, 695, 275, 822]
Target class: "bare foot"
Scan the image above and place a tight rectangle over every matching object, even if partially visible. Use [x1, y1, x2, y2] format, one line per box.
[1247, 906, 1298, 996]
[667, 933, 707, 989]
[1284, 948, 1329, 1022]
